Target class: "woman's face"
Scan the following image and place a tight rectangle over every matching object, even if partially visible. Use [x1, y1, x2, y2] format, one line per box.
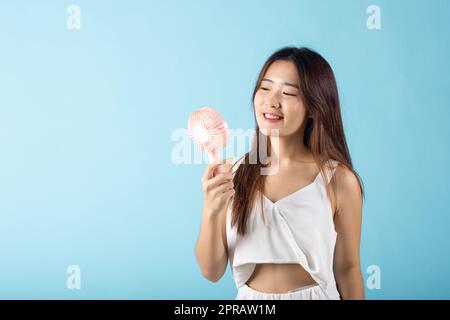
[254, 59, 306, 138]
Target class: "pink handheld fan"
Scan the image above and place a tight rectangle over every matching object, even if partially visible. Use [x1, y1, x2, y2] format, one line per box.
[188, 107, 229, 173]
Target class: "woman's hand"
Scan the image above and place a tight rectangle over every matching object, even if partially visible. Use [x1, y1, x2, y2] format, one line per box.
[201, 159, 234, 217]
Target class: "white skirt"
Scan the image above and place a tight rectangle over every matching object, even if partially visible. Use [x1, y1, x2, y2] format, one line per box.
[236, 283, 331, 300]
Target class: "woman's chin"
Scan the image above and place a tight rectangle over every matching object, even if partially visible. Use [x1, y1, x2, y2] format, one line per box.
[259, 127, 283, 137]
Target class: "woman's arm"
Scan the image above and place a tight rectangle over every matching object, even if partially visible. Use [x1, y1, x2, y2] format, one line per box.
[195, 204, 229, 282]
[332, 165, 365, 299]
[195, 162, 234, 282]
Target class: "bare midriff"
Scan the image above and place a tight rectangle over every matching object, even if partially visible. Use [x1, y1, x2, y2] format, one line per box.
[245, 263, 318, 293]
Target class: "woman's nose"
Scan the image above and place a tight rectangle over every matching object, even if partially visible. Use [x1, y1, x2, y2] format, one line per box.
[264, 91, 281, 107]
[265, 96, 281, 109]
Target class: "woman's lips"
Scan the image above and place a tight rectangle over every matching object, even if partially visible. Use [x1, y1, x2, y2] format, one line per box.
[263, 112, 283, 123]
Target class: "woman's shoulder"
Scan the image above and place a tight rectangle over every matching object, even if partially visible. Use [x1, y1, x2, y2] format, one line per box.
[329, 160, 362, 198]
[326, 159, 362, 215]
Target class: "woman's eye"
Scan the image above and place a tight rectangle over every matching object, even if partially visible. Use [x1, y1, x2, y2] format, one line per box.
[283, 92, 297, 96]
[260, 87, 269, 91]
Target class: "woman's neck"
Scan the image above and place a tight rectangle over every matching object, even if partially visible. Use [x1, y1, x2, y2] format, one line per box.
[269, 131, 314, 166]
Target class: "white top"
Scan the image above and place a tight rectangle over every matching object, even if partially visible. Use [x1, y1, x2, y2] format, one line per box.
[226, 155, 341, 300]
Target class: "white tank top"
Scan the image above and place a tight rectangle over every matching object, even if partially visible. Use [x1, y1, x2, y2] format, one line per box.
[226, 155, 341, 300]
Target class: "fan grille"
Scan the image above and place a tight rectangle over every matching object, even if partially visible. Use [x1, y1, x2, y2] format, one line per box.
[188, 107, 229, 154]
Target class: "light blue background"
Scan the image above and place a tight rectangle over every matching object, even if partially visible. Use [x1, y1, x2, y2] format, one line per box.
[0, 0, 449, 299]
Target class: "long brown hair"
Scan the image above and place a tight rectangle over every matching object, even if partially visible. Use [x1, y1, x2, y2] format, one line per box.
[230, 47, 364, 237]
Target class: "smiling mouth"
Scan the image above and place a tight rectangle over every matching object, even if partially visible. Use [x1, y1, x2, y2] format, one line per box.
[263, 113, 284, 120]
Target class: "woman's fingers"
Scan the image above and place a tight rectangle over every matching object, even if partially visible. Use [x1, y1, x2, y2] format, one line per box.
[202, 160, 226, 182]
[211, 180, 234, 195]
[207, 171, 233, 189]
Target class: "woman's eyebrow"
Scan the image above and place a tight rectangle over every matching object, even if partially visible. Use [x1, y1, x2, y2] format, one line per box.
[261, 78, 299, 89]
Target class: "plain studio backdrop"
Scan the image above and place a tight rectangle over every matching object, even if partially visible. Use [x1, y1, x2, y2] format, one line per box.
[0, 0, 449, 299]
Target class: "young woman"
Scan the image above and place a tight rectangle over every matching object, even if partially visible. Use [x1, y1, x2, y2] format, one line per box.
[195, 47, 365, 300]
